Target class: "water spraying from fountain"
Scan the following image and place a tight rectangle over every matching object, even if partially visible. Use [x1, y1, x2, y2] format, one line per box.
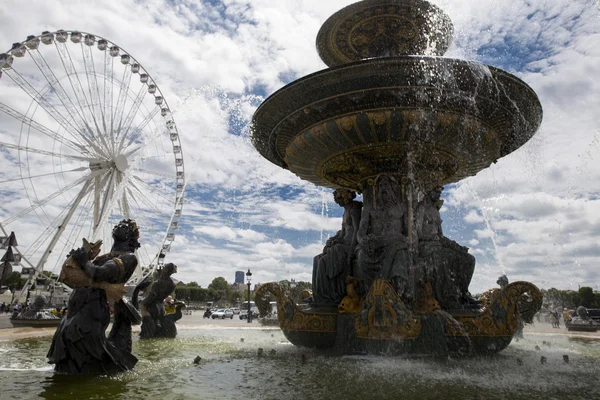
[251, 0, 544, 356]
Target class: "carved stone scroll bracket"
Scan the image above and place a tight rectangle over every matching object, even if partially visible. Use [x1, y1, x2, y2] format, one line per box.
[447, 281, 543, 337]
[255, 282, 337, 333]
[354, 279, 422, 340]
[298, 289, 313, 304]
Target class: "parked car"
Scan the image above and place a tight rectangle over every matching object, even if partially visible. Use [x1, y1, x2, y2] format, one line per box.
[211, 309, 234, 319]
[232, 308, 240, 315]
[239, 308, 259, 320]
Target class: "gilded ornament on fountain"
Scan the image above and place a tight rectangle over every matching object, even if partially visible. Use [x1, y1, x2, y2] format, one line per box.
[251, 0, 544, 356]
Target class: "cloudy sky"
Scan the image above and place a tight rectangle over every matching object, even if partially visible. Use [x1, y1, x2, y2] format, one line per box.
[0, 0, 599, 294]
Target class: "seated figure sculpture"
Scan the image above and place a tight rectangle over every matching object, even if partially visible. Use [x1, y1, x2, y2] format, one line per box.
[312, 189, 362, 305]
[48, 219, 142, 374]
[355, 175, 411, 300]
[415, 187, 475, 308]
[138, 263, 184, 338]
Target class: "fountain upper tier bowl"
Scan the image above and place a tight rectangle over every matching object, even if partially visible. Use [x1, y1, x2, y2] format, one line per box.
[251, 56, 543, 191]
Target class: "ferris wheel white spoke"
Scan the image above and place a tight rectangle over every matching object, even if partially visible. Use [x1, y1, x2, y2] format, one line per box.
[92, 177, 127, 241]
[23, 188, 92, 261]
[0, 166, 87, 184]
[0, 102, 87, 154]
[113, 66, 133, 145]
[131, 168, 176, 179]
[2, 172, 95, 226]
[2, 68, 89, 150]
[103, 50, 115, 153]
[115, 84, 146, 148]
[81, 42, 111, 154]
[121, 145, 144, 159]
[118, 105, 160, 153]
[51, 191, 94, 273]
[122, 190, 131, 219]
[91, 169, 114, 223]
[21, 192, 74, 259]
[92, 168, 129, 239]
[131, 175, 175, 204]
[31, 178, 93, 281]
[130, 182, 163, 215]
[116, 172, 131, 219]
[28, 48, 91, 144]
[125, 187, 146, 215]
[93, 169, 116, 233]
[54, 41, 94, 126]
[54, 40, 109, 157]
[0, 141, 96, 162]
[116, 96, 156, 154]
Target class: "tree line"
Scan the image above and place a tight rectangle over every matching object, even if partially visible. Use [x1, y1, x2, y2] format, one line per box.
[173, 277, 312, 305]
[541, 287, 600, 310]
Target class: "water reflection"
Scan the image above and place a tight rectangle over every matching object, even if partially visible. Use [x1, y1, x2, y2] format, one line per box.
[39, 374, 128, 400]
[0, 329, 599, 400]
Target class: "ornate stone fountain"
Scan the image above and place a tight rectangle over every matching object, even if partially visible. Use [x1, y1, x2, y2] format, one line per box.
[251, 0, 543, 356]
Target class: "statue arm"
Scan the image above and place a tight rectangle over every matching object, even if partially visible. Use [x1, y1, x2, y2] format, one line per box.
[141, 285, 159, 306]
[80, 253, 137, 283]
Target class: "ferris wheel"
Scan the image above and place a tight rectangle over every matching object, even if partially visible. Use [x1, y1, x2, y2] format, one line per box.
[0, 30, 185, 294]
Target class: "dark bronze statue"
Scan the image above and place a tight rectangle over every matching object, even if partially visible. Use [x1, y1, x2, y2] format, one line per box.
[355, 176, 411, 299]
[312, 189, 362, 305]
[48, 219, 142, 374]
[415, 187, 475, 308]
[137, 263, 184, 338]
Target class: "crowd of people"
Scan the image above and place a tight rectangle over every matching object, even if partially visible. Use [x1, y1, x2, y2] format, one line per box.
[0, 302, 22, 314]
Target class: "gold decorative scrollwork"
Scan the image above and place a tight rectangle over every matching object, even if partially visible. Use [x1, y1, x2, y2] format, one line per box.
[255, 282, 337, 333]
[298, 289, 313, 304]
[355, 279, 421, 340]
[446, 281, 543, 337]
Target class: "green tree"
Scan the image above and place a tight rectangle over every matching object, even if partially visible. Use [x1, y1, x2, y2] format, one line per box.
[208, 277, 229, 292]
[229, 290, 242, 304]
[175, 287, 190, 301]
[4, 271, 26, 289]
[579, 286, 595, 308]
[187, 281, 200, 287]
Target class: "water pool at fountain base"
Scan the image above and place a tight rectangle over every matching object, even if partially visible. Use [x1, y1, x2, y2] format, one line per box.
[1, 323, 599, 400]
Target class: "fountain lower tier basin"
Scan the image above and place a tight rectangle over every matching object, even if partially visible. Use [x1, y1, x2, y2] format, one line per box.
[10, 310, 62, 328]
[256, 280, 543, 356]
[251, 56, 542, 191]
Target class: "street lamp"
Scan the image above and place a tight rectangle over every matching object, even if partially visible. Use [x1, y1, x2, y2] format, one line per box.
[290, 278, 296, 302]
[246, 269, 252, 323]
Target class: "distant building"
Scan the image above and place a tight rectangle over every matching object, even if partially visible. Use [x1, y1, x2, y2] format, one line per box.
[235, 270, 245, 284]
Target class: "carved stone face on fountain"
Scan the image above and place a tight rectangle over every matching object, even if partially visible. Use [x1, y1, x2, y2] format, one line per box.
[333, 189, 356, 207]
[376, 175, 399, 207]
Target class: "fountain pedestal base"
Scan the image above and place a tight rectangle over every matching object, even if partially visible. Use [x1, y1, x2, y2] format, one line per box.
[256, 279, 542, 356]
